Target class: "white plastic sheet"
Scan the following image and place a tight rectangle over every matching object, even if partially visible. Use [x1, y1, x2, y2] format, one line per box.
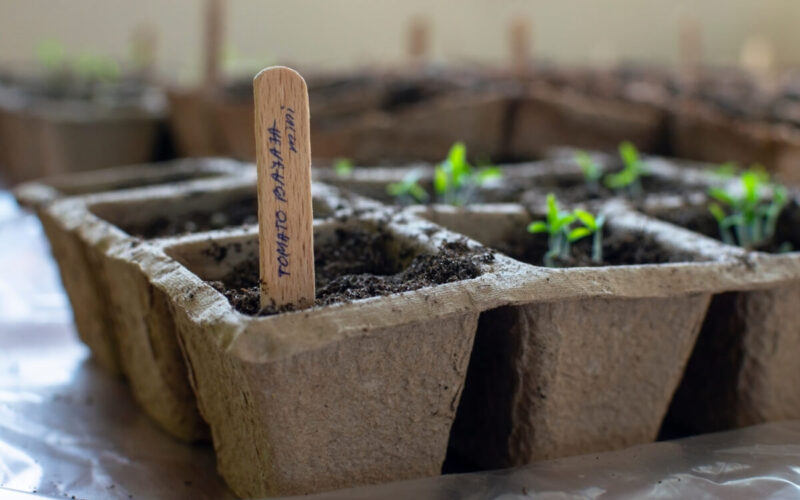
[2, 189, 800, 500]
[297, 422, 800, 499]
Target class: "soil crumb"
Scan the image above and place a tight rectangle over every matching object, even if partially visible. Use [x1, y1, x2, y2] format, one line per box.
[209, 226, 493, 315]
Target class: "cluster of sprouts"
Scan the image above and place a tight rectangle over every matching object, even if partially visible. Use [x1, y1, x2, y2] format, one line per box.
[708, 167, 789, 250]
[527, 193, 605, 267]
[386, 142, 503, 206]
[575, 141, 650, 196]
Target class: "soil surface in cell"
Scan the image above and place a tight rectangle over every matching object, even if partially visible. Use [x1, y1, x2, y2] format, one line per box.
[120, 196, 334, 240]
[527, 174, 698, 205]
[209, 226, 494, 316]
[499, 225, 697, 267]
[651, 201, 800, 253]
[62, 171, 219, 196]
[123, 196, 259, 239]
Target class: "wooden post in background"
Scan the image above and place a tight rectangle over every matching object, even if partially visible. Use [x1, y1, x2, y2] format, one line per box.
[408, 15, 431, 70]
[740, 35, 777, 91]
[129, 23, 157, 81]
[678, 15, 702, 93]
[510, 17, 532, 77]
[204, 0, 224, 97]
[253, 67, 315, 310]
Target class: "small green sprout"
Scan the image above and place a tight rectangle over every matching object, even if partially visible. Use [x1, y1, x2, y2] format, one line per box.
[527, 194, 604, 267]
[604, 141, 649, 196]
[573, 209, 606, 263]
[574, 150, 603, 187]
[713, 162, 740, 179]
[36, 39, 66, 72]
[708, 167, 789, 249]
[72, 52, 121, 82]
[333, 158, 353, 178]
[387, 169, 429, 205]
[434, 142, 503, 206]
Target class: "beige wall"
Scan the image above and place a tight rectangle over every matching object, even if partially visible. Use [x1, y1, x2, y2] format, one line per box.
[0, 0, 796, 83]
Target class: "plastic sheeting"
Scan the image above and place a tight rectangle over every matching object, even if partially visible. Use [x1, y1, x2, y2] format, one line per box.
[298, 422, 800, 499]
[2, 188, 800, 500]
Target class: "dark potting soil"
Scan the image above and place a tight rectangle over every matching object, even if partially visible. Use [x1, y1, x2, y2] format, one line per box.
[209, 226, 494, 316]
[651, 201, 800, 253]
[498, 226, 696, 268]
[122, 195, 259, 239]
[531, 175, 698, 205]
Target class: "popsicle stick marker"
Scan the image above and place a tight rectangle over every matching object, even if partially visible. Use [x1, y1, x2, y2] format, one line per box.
[253, 67, 315, 310]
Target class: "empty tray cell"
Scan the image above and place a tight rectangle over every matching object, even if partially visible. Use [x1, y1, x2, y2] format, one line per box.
[89, 183, 338, 240]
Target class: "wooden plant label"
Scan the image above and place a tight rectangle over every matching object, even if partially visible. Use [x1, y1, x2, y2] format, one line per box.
[253, 66, 315, 310]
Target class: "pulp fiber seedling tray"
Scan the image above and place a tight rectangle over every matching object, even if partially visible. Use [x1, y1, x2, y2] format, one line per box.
[642, 192, 800, 435]
[24, 166, 350, 442]
[311, 89, 511, 165]
[24, 155, 800, 498]
[671, 100, 800, 185]
[508, 81, 669, 159]
[0, 83, 167, 184]
[14, 157, 249, 212]
[331, 156, 800, 468]
[13, 158, 251, 374]
[140, 193, 749, 498]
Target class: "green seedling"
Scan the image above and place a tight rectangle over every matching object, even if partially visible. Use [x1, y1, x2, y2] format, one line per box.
[604, 141, 649, 196]
[387, 168, 429, 205]
[708, 167, 788, 249]
[574, 150, 603, 188]
[526, 194, 602, 267]
[73, 52, 121, 82]
[713, 162, 740, 179]
[434, 142, 503, 206]
[36, 39, 66, 72]
[333, 158, 353, 177]
[573, 209, 606, 263]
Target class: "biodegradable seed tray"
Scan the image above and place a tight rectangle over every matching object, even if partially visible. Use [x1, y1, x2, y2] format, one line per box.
[672, 100, 800, 185]
[22, 154, 800, 498]
[643, 193, 800, 434]
[0, 86, 167, 184]
[14, 159, 252, 376]
[20, 165, 351, 443]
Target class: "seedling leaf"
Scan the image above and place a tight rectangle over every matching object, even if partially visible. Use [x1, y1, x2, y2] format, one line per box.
[568, 227, 592, 242]
[527, 221, 549, 233]
[333, 158, 353, 177]
[573, 209, 597, 230]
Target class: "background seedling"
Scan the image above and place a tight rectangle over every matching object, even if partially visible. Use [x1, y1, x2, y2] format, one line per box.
[72, 52, 121, 83]
[387, 168, 430, 205]
[333, 158, 353, 178]
[708, 167, 789, 249]
[574, 150, 603, 189]
[434, 141, 503, 206]
[36, 39, 67, 73]
[604, 141, 649, 196]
